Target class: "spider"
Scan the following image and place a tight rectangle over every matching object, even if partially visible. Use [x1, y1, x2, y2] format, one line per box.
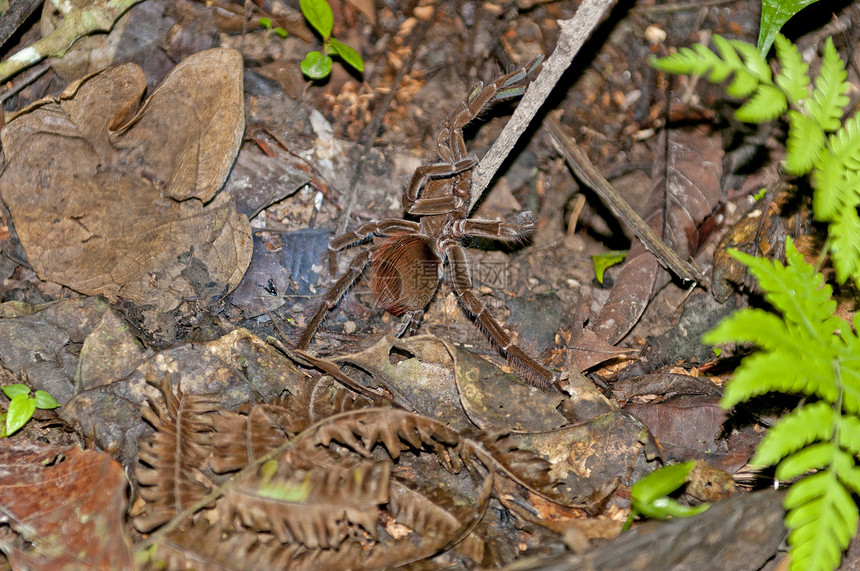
[297, 57, 557, 389]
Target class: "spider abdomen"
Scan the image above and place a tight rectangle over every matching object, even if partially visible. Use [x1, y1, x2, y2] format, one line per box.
[370, 235, 441, 315]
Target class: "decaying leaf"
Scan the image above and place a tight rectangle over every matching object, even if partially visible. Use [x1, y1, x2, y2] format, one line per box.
[582, 126, 723, 346]
[453, 346, 567, 431]
[335, 335, 472, 430]
[0, 297, 146, 405]
[510, 412, 653, 506]
[0, 48, 251, 314]
[0, 441, 132, 569]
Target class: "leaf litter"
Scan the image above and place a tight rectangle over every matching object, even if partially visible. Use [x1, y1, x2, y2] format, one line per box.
[0, 0, 820, 568]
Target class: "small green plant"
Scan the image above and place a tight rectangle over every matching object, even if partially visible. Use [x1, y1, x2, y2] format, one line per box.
[1, 384, 59, 437]
[622, 461, 710, 531]
[703, 238, 860, 571]
[652, 34, 860, 285]
[591, 250, 627, 285]
[300, 0, 364, 80]
[258, 17, 288, 39]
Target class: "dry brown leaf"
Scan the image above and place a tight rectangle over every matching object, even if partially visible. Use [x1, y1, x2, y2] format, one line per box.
[584, 126, 723, 345]
[0, 48, 251, 313]
[0, 442, 132, 569]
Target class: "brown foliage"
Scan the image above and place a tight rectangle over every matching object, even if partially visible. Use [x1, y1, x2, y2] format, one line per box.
[134, 374, 567, 568]
[0, 48, 251, 314]
[0, 441, 132, 568]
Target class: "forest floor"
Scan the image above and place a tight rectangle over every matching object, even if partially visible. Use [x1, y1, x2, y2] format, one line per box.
[0, 0, 856, 568]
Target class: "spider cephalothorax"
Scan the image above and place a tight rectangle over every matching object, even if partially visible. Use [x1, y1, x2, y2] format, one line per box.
[297, 57, 557, 389]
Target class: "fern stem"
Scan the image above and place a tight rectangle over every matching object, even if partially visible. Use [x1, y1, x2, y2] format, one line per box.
[815, 236, 832, 274]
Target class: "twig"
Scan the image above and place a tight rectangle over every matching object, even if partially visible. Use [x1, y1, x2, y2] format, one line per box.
[0, 0, 144, 83]
[0, 61, 50, 105]
[470, 0, 616, 212]
[545, 116, 706, 284]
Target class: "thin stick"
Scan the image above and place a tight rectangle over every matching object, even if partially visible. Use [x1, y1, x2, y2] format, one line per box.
[470, 0, 616, 212]
[545, 116, 706, 284]
[469, 0, 705, 285]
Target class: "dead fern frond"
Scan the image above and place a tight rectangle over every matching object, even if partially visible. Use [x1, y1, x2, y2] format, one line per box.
[220, 460, 390, 549]
[209, 404, 294, 474]
[135, 374, 220, 532]
[297, 407, 461, 460]
[464, 432, 560, 500]
[145, 519, 369, 571]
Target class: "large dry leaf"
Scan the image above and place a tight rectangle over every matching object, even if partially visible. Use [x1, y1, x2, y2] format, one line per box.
[0, 48, 251, 313]
[0, 442, 132, 569]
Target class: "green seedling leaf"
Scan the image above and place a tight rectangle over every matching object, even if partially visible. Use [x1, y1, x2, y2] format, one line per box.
[2, 384, 30, 400]
[259, 16, 272, 29]
[753, 188, 767, 201]
[758, 0, 820, 56]
[329, 38, 364, 72]
[632, 461, 696, 504]
[273, 27, 288, 39]
[591, 250, 627, 284]
[301, 0, 333, 39]
[6, 393, 35, 436]
[624, 462, 710, 530]
[301, 51, 332, 80]
[34, 390, 59, 410]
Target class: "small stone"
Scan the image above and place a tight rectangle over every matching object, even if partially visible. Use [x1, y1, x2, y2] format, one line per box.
[343, 321, 357, 334]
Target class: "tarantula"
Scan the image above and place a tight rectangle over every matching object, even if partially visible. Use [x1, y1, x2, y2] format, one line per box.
[297, 58, 556, 389]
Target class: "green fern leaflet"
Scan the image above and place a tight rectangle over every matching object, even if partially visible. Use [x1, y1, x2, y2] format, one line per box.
[652, 35, 860, 285]
[704, 237, 860, 571]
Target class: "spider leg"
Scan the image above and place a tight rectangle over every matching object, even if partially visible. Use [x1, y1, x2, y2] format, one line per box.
[449, 213, 535, 241]
[436, 56, 542, 164]
[298, 249, 373, 350]
[444, 243, 556, 389]
[403, 158, 476, 216]
[395, 309, 425, 337]
[327, 219, 420, 275]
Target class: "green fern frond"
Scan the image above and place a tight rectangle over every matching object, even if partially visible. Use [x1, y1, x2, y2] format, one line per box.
[704, 309, 791, 351]
[774, 34, 810, 104]
[827, 113, 860, 171]
[810, 150, 849, 219]
[785, 479, 858, 571]
[753, 402, 835, 466]
[726, 37, 773, 84]
[837, 414, 860, 453]
[786, 111, 826, 175]
[704, 235, 860, 571]
[736, 84, 787, 123]
[807, 38, 849, 132]
[838, 328, 860, 414]
[729, 244, 839, 338]
[649, 44, 728, 80]
[776, 442, 835, 480]
[829, 208, 860, 283]
[650, 35, 770, 108]
[715, 36, 768, 98]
